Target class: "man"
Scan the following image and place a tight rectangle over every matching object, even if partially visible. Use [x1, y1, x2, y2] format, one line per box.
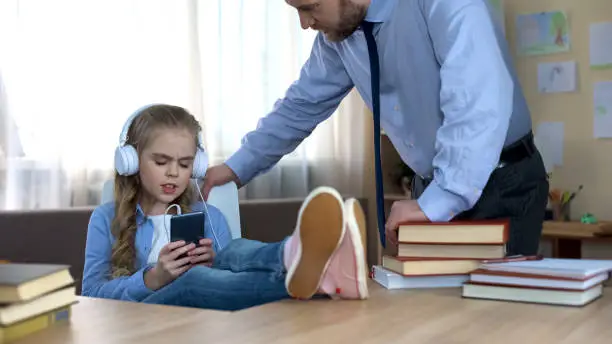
[202, 0, 549, 256]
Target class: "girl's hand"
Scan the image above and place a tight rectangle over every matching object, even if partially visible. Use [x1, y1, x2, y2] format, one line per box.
[145, 240, 195, 290]
[187, 238, 215, 267]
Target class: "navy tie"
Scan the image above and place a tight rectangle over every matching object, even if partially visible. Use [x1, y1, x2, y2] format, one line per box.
[362, 21, 386, 248]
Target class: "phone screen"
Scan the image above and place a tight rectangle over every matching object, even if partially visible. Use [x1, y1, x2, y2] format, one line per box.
[170, 212, 205, 246]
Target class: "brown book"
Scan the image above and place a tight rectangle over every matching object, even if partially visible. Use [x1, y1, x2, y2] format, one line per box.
[398, 220, 508, 244]
[468, 269, 609, 291]
[398, 243, 506, 259]
[0, 263, 74, 303]
[478, 257, 612, 280]
[382, 255, 482, 276]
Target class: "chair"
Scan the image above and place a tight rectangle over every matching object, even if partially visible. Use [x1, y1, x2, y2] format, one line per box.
[100, 179, 242, 239]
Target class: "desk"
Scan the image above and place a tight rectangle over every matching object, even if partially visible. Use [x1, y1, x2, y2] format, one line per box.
[15, 282, 612, 344]
[11, 296, 230, 344]
[542, 221, 612, 258]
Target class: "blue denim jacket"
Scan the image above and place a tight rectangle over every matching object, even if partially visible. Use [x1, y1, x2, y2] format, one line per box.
[81, 201, 233, 301]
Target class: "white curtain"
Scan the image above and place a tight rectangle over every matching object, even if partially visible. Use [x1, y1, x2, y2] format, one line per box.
[0, 0, 367, 210]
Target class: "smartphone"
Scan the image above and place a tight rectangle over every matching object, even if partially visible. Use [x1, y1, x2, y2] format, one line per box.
[171, 212, 205, 259]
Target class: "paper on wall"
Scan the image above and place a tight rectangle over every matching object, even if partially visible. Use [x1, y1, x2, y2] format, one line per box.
[593, 81, 612, 139]
[516, 11, 570, 56]
[589, 22, 612, 70]
[537, 61, 576, 93]
[534, 122, 564, 172]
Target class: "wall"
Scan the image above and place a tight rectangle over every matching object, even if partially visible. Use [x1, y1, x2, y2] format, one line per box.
[503, 0, 612, 258]
[504, 0, 612, 222]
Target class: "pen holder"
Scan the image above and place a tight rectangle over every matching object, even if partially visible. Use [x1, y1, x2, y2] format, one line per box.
[551, 200, 571, 221]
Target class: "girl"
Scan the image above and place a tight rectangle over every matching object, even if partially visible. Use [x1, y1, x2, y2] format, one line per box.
[81, 104, 368, 311]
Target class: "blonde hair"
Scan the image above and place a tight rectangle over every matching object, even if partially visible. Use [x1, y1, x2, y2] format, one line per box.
[110, 104, 202, 278]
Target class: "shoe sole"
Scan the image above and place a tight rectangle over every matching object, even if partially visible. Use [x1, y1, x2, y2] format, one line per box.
[345, 198, 369, 299]
[286, 186, 345, 299]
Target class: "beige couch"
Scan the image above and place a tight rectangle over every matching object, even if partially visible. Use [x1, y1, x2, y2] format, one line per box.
[0, 197, 370, 294]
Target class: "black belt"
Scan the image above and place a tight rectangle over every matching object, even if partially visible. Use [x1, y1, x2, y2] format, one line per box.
[499, 131, 536, 166]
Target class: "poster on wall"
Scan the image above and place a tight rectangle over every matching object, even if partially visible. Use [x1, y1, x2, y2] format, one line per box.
[593, 81, 612, 139]
[589, 22, 612, 70]
[537, 61, 577, 94]
[534, 122, 564, 170]
[516, 11, 570, 56]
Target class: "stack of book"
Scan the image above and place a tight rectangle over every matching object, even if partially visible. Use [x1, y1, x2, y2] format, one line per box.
[462, 258, 612, 306]
[373, 221, 508, 289]
[0, 263, 77, 343]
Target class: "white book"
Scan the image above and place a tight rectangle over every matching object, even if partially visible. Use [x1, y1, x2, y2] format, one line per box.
[480, 258, 612, 279]
[462, 283, 603, 307]
[371, 265, 468, 290]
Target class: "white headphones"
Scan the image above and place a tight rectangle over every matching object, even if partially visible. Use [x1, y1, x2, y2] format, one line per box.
[114, 104, 209, 179]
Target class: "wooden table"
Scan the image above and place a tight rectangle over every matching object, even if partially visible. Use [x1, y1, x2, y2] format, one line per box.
[14, 282, 612, 344]
[542, 221, 612, 258]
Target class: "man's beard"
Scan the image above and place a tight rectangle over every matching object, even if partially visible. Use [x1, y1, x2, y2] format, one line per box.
[324, 0, 367, 42]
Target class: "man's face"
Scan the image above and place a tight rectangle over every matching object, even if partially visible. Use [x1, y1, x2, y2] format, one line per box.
[286, 0, 368, 42]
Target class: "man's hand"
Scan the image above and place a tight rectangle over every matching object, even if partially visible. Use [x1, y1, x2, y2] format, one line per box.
[385, 200, 429, 246]
[200, 164, 241, 200]
[187, 238, 216, 267]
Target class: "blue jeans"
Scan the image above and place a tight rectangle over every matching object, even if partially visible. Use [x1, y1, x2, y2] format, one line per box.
[141, 238, 290, 311]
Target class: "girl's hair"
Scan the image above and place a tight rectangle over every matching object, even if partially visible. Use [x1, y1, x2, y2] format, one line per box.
[110, 104, 202, 278]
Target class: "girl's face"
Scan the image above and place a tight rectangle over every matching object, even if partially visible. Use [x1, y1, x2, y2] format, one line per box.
[138, 127, 196, 215]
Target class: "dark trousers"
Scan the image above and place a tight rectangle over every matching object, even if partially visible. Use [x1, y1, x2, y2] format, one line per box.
[411, 147, 549, 256]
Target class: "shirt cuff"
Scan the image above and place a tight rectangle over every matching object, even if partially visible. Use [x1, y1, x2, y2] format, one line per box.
[129, 266, 155, 301]
[224, 148, 258, 186]
[416, 179, 471, 222]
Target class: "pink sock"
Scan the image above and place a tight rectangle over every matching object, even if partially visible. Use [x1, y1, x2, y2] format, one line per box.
[283, 236, 294, 271]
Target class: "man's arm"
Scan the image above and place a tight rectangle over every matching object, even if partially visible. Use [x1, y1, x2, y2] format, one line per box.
[417, 0, 514, 221]
[224, 33, 354, 185]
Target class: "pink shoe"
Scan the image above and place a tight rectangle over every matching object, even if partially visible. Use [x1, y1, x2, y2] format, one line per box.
[318, 198, 369, 300]
[284, 187, 345, 299]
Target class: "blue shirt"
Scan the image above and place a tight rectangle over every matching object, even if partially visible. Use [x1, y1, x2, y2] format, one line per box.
[225, 0, 531, 222]
[81, 201, 233, 301]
